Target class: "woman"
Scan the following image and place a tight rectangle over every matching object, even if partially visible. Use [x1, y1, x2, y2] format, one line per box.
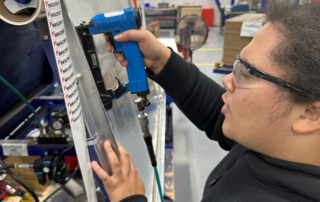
[92, 1, 320, 201]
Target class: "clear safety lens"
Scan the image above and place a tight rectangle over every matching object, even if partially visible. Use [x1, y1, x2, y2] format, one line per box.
[233, 59, 259, 89]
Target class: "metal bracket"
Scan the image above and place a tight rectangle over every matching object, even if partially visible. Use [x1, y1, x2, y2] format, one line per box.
[76, 74, 81, 85]
[87, 133, 99, 146]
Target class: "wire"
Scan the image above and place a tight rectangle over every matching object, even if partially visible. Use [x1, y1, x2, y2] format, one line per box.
[52, 145, 75, 183]
[28, 116, 49, 130]
[154, 166, 164, 202]
[0, 163, 34, 170]
[0, 164, 14, 170]
[0, 157, 39, 202]
[0, 76, 42, 128]
[43, 164, 79, 202]
[28, 81, 55, 127]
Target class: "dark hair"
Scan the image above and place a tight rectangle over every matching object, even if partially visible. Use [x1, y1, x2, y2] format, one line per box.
[265, 0, 320, 104]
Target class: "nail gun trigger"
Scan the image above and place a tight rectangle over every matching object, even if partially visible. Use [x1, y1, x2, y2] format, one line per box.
[106, 32, 118, 53]
[113, 77, 129, 99]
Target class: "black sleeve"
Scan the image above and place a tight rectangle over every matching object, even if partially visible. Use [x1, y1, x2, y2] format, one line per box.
[147, 48, 234, 151]
[119, 195, 148, 202]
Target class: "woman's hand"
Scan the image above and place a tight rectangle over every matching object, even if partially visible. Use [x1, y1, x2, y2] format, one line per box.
[91, 141, 145, 202]
[105, 28, 171, 75]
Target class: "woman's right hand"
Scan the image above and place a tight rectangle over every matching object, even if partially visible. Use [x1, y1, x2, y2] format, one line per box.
[104, 28, 171, 75]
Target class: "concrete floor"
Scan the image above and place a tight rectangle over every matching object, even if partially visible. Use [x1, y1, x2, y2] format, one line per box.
[165, 27, 230, 202]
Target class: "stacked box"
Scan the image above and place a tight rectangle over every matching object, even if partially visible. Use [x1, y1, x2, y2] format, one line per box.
[177, 5, 202, 18]
[222, 14, 265, 64]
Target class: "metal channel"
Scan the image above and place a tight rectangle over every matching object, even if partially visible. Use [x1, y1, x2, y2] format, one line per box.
[61, 0, 166, 201]
[61, 2, 117, 177]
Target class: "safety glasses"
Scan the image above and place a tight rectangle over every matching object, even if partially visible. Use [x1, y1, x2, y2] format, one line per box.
[233, 53, 318, 100]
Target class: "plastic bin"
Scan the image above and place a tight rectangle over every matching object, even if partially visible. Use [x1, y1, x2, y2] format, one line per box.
[202, 8, 214, 27]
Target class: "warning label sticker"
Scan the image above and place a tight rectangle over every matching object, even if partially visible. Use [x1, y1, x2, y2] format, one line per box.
[55, 46, 69, 58]
[65, 88, 78, 102]
[47, 7, 62, 20]
[104, 9, 124, 18]
[63, 79, 76, 93]
[51, 26, 65, 40]
[57, 54, 71, 68]
[45, 0, 60, 10]
[53, 37, 67, 49]
[49, 18, 64, 30]
[61, 70, 74, 85]
[67, 94, 79, 109]
[2, 144, 28, 156]
[69, 102, 81, 116]
[70, 111, 82, 124]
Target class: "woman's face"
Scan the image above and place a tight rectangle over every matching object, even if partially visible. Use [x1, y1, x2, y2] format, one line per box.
[221, 23, 298, 156]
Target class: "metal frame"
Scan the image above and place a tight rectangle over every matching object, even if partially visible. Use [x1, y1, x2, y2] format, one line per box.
[1, 2, 167, 201]
[61, 1, 166, 201]
[0, 140, 76, 158]
[0, 85, 50, 139]
[215, 0, 236, 9]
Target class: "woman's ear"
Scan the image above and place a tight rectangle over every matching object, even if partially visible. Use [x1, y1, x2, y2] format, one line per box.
[293, 102, 320, 134]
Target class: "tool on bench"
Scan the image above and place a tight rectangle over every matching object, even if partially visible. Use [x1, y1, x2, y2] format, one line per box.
[75, 7, 150, 111]
[0, 180, 25, 200]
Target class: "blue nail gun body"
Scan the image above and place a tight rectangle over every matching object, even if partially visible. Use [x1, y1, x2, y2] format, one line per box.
[76, 7, 150, 111]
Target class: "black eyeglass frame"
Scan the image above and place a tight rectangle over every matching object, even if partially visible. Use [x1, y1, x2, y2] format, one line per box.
[235, 53, 319, 100]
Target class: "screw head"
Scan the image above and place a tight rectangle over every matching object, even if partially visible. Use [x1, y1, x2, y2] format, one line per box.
[43, 167, 50, 173]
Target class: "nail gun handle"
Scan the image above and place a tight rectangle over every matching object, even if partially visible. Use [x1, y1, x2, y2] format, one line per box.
[122, 41, 150, 97]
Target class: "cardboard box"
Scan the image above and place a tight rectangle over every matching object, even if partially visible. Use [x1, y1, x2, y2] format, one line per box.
[223, 48, 244, 55]
[222, 13, 264, 64]
[4, 156, 51, 193]
[225, 13, 265, 23]
[146, 21, 160, 38]
[177, 5, 202, 17]
[177, 4, 202, 10]
[224, 40, 252, 48]
[224, 35, 251, 43]
[181, 8, 202, 17]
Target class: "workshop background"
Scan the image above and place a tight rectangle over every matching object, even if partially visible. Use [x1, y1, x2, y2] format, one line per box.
[0, 0, 315, 202]
[144, 0, 233, 26]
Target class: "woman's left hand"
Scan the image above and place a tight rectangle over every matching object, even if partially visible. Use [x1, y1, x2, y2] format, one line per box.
[91, 141, 145, 202]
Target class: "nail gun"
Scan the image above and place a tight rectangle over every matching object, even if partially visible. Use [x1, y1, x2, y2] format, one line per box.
[75, 7, 150, 111]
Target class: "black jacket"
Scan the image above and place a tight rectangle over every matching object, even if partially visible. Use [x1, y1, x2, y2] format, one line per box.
[121, 49, 320, 202]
